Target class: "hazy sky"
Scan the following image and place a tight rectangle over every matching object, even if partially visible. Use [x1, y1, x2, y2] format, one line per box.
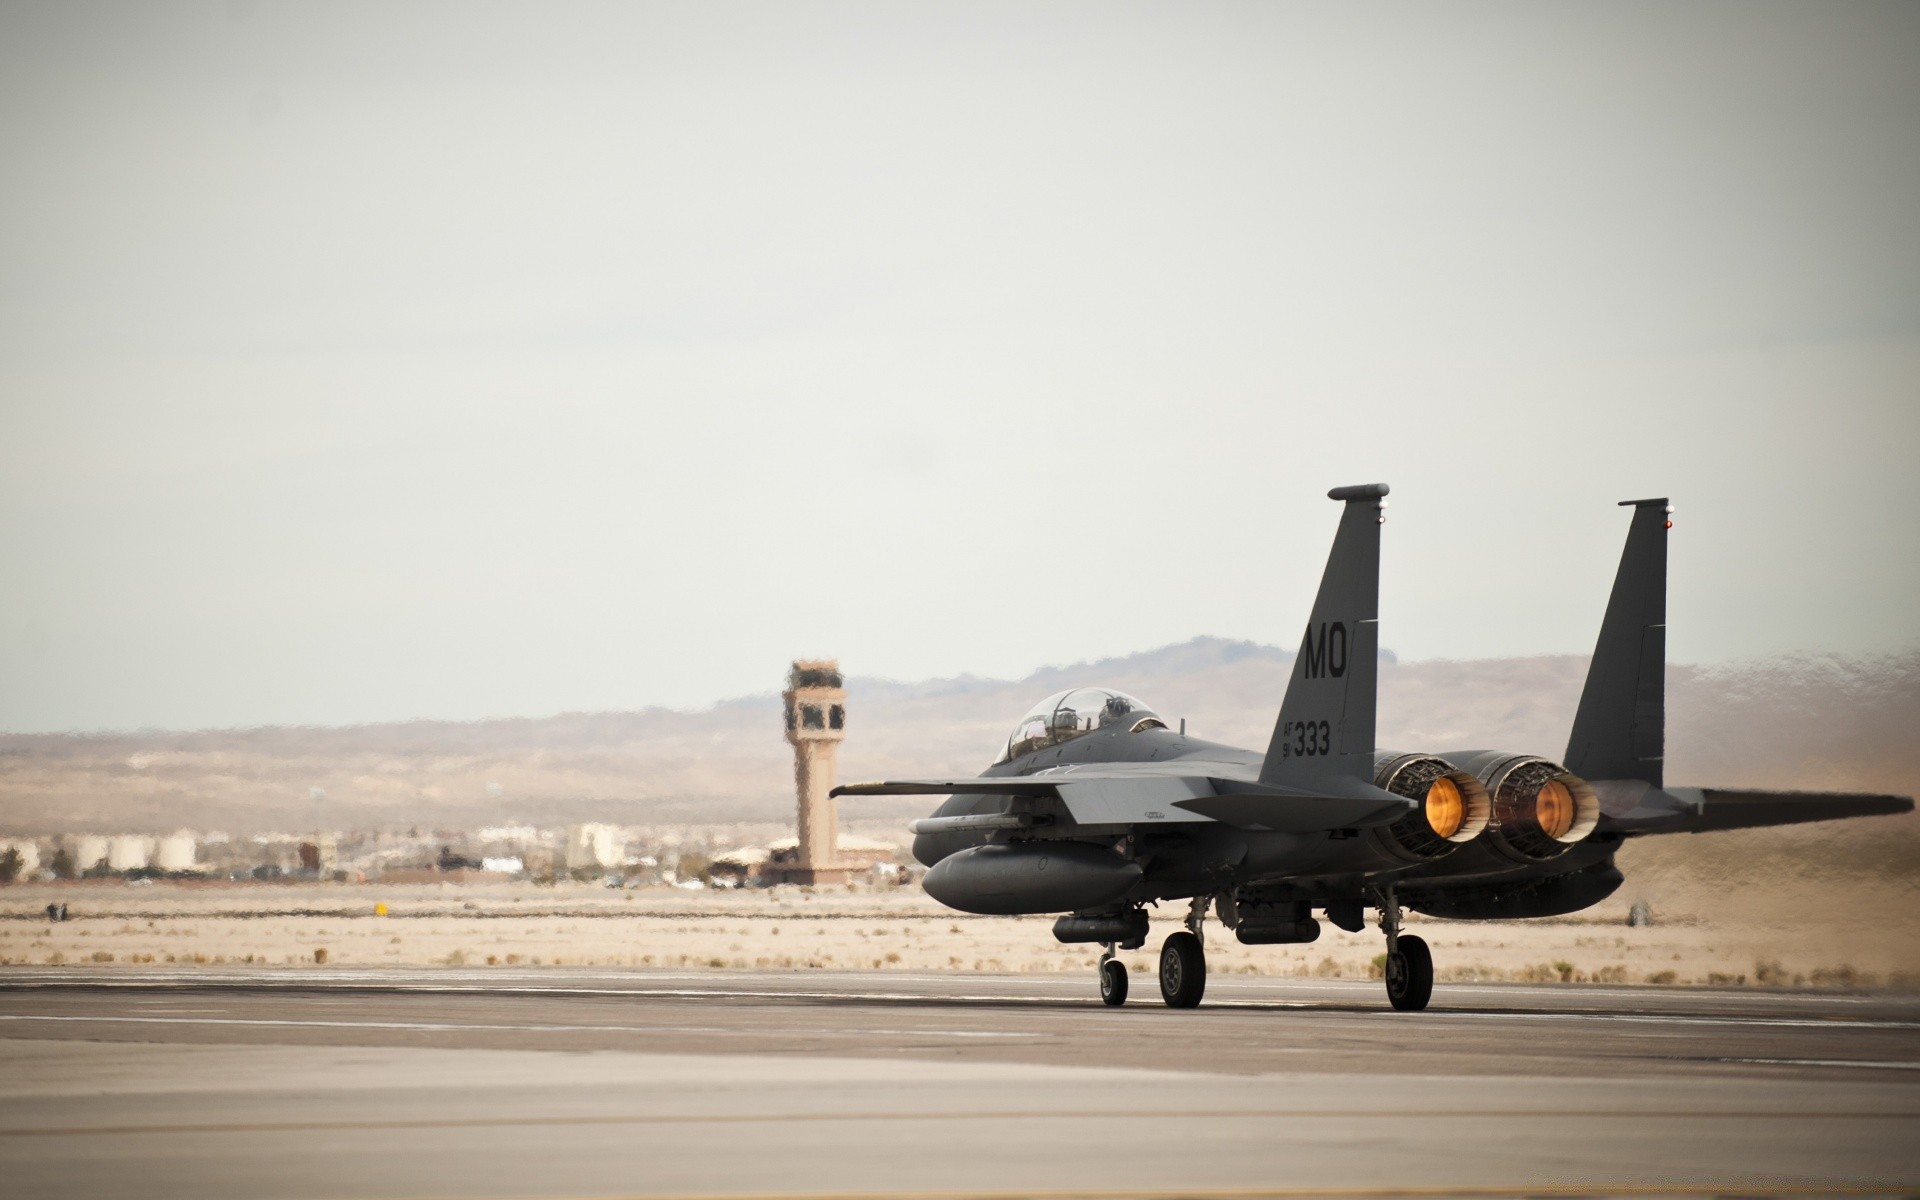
[2, 1, 1916, 733]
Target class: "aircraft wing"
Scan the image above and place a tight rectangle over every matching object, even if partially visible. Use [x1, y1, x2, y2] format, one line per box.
[1597, 783, 1913, 835]
[832, 778, 1063, 797]
[833, 772, 1412, 833]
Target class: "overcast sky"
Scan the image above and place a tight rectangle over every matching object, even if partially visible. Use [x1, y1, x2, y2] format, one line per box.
[2, 1, 1916, 734]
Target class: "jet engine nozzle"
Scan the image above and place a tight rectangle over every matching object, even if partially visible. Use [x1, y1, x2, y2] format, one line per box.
[1365, 752, 1492, 863]
[1454, 752, 1600, 863]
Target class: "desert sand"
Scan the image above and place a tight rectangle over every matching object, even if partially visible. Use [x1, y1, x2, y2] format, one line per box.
[5, 863, 1914, 991]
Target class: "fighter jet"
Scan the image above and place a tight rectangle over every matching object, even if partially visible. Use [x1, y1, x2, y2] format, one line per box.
[834, 486, 1912, 1011]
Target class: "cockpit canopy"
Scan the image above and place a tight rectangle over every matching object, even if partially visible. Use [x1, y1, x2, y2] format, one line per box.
[994, 687, 1167, 764]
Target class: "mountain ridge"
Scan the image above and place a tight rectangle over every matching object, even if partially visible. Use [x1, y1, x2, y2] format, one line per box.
[0, 639, 1913, 838]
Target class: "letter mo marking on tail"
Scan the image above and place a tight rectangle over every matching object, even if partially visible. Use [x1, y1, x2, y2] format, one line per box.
[1301, 622, 1349, 680]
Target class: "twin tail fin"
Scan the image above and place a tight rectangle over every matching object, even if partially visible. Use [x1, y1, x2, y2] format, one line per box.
[1564, 498, 1670, 786]
[1259, 484, 1387, 790]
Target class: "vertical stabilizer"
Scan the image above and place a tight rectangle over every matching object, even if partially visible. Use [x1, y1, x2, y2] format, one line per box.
[1564, 499, 1670, 786]
[1259, 484, 1387, 788]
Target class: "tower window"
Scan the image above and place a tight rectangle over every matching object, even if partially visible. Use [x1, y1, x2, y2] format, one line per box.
[828, 705, 844, 730]
[801, 704, 824, 729]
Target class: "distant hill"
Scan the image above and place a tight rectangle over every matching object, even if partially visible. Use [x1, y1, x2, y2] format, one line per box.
[1, 639, 1915, 857]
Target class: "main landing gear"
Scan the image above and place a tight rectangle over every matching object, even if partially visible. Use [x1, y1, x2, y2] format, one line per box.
[1098, 944, 1121, 998]
[1093, 896, 1210, 1008]
[1376, 886, 1433, 1012]
[1158, 895, 1208, 1009]
[1099, 951, 1128, 1006]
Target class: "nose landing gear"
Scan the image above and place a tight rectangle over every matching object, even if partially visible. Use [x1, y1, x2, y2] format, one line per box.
[1375, 886, 1433, 1012]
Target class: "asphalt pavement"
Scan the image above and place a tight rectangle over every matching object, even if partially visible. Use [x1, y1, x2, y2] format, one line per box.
[2, 967, 1916, 1198]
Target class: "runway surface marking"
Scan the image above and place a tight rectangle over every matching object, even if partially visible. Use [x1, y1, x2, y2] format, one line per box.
[6, 1108, 1914, 1139]
[6, 999, 1914, 1041]
[1426, 1008, 1919, 1030]
[20, 967, 1907, 995]
[0, 1013, 1041, 1038]
[7, 979, 1916, 1030]
[343, 1187, 1920, 1199]
[1713, 1056, 1920, 1070]
[0, 966, 1888, 996]
[7, 990, 1912, 1029]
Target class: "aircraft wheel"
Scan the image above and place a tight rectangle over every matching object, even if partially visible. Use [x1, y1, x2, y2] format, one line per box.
[1385, 934, 1433, 1012]
[1099, 958, 1128, 1006]
[1158, 931, 1206, 1008]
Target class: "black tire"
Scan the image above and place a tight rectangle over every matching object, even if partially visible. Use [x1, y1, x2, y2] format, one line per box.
[1158, 931, 1206, 1008]
[1099, 958, 1128, 1007]
[1385, 934, 1434, 1012]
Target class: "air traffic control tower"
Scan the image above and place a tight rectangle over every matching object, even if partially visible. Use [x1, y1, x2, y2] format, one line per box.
[781, 659, 848, 885]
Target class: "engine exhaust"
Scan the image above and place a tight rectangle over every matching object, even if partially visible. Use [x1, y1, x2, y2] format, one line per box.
[1366, 752, 1492, 863]
[1455, 752, 1601, 863]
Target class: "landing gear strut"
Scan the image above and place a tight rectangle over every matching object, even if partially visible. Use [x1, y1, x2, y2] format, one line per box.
[1098, 945, 1128, 1007]
[1159, 895, 1209, 1008]
[1375, 886, 1432, 1012]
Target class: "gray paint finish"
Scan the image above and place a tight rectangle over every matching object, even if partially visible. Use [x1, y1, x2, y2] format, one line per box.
[841, 489, 1911, 967]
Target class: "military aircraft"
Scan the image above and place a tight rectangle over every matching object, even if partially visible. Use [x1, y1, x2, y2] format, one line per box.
[834, 485, 1913, 1010]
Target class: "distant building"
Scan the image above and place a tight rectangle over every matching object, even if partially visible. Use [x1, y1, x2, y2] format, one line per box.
[565, 824, 625, 873]
[107, 835, 152, 872]
[477, 825, 540, 843]
[711, 835, 898, 888]
[72, 835, 109, 873]
[153, 832, 198, 873]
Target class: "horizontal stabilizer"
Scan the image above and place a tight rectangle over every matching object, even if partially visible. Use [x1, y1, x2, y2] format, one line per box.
[1602, 785, 1912, 835]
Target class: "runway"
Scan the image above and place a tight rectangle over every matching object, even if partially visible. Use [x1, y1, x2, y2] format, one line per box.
[2, 967, 1917, 1198]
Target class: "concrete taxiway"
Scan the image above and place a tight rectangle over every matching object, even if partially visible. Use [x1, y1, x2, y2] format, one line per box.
[1, 967, 1917, 1198]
